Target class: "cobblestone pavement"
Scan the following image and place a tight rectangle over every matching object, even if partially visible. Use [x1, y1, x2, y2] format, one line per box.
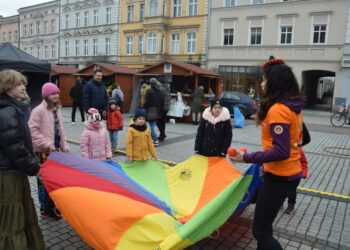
[30, 108, 350, 250]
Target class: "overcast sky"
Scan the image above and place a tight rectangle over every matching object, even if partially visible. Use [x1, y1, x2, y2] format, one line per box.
[0, 0, 50, 17]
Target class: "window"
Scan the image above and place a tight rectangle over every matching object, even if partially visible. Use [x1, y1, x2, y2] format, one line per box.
[44, 21, 48, 34]
[93, 10, 99, 25]
[105, 38, 111, 54]
[29, 24, 33, 36]
[252, 0, 264, 3]
[250, 27, 262, 45]
[51, 20, 55, 33]
[30, 47, 33, 55]
[24, 47, 27, 52]
[171, 33, 180, 54]
[149, 0, 158, 17]
[225, 0, 235, 7]
[36, 21, 41, 35]
[84, 11, 89, 26]
[44, 45, 48, 58]
[280, 26, 292, 44]
[84, 40, 89, 55]
[106, 8, 112, 24]
[127, 5, 134, 22]
[65, 14, 69, 29]
[186, 32, 196, 54]
[75, 13, 80, 28]
[223, 28, 234, 46]
[75, 40, 80, 56]
[139, 3, 145, 21]
[138, 35, 144, 54]
[37, 46, 41, 58]
[65, 41, 69, 56]
[313, 24, 326, 44]
[147, 32, 157, 53]
[8, 32, 11, 41]
[93, 39, 98, 55]
[51, 44, 56, 58]
[188, 0, 197, 16]
[15, 31, 18, 41]
[173, 0, 181, 17]
[126, 36, 133, 55]
[23, 24, 27, 36]
[3, 33, 6, 42]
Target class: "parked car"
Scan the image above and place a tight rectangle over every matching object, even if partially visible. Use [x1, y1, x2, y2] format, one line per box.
[219, 91, 257, 118]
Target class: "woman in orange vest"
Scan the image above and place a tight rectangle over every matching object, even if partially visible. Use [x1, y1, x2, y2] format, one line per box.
[233, 56, 304, 250]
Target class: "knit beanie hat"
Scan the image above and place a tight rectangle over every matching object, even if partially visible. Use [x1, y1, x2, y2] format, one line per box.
[87, 108, 102, 122]
[134, 108, 146, 120]
[150, 78, 158, 85]
[210, 99, 222, 110]
[42, 82, 59, 97]
[109, 98, 116, 105]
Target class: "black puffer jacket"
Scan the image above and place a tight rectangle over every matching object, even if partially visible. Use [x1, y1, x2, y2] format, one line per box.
[195, 107, 232, 157]
[143, 83, 164, 120]
[0, 94, 40, 176]
[70, 81, 84, 103]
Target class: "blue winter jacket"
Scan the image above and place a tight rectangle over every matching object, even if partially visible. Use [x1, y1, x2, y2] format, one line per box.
[83, 79, 108, 113]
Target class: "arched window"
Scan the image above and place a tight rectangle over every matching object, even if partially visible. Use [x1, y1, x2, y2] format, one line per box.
[147, 32, 157, 54]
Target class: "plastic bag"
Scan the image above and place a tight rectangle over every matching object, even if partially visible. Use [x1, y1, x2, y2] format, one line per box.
[233, 106, 245, 128]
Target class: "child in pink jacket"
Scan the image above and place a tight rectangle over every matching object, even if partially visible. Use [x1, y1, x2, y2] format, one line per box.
[29, 82, 69, 220]
[80, 108, 112, 161]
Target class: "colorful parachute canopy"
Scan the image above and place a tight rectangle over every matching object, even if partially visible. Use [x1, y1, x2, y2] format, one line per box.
[41, 152, 262, 250]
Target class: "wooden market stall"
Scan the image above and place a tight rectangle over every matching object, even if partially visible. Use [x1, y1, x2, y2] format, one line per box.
[76, 63, 137, 112]
[139, 60, 222, 120]
[51, 65, 78, 107]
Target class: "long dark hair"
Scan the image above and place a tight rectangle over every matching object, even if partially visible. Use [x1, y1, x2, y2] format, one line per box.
[256, 61, 301, 125]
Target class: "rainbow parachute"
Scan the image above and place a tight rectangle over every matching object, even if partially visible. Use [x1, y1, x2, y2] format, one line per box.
[41, 152, 262, 250]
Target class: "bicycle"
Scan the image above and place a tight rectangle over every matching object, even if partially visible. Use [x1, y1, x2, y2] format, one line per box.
[330, 103, 350, 127]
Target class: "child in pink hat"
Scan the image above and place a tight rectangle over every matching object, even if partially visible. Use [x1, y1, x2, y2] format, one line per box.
[28, 82, 69, 220]
[80, 108, 112, 161]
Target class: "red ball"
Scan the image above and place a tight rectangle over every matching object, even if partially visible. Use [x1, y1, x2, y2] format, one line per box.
[237, 147, 248, 154]
[227, 147, 237, 157]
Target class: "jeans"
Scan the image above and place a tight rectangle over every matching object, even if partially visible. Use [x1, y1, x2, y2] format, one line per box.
[148, 120, 158, 143]
[192, 112, 201, 122]
[253, 175, 300, 250]
[109, 130, 118, 148]
[71, 101, 85, 122]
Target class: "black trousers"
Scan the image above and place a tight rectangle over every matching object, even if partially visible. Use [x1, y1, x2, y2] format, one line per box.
[71, 101, 85, 122]
[156, 111, 168, 138]
[253, 175, 300, 250]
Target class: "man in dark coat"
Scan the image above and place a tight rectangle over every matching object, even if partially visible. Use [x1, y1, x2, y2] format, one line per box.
[83, 69, 108, 115]
[156, 77, 170, 141]
[70, 77, 85, 124]
[144, 78, 164, 146]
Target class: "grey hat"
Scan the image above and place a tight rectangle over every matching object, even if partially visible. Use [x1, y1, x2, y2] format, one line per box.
[150, 78, 158, 84]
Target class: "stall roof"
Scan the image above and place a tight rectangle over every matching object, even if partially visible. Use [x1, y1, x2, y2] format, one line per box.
[140, 60, 221, 78]
[51, 65, 78, 75]
[77, 62, 138, 75]
[0, 42, 50, 74]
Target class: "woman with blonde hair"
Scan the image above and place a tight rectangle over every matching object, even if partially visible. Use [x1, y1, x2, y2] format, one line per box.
[0, 69, 45, 249]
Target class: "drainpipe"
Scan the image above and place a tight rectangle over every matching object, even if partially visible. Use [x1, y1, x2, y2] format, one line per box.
[204, 0, 212, 69]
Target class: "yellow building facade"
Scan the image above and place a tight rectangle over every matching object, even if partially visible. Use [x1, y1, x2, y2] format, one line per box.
[119, 0, 208, 70]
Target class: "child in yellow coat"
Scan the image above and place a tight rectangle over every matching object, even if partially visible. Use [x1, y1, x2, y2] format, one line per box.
[126, 108, 157, 161]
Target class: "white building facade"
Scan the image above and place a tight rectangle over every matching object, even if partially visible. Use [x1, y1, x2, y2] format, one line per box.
[19, 0, 60, 64]
[59, 0, 120, 68]
[0, 15, 19, 47]
[208, 0, 350, 110]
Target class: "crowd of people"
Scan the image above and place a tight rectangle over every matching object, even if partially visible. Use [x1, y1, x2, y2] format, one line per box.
[0, 56, 309, 249]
